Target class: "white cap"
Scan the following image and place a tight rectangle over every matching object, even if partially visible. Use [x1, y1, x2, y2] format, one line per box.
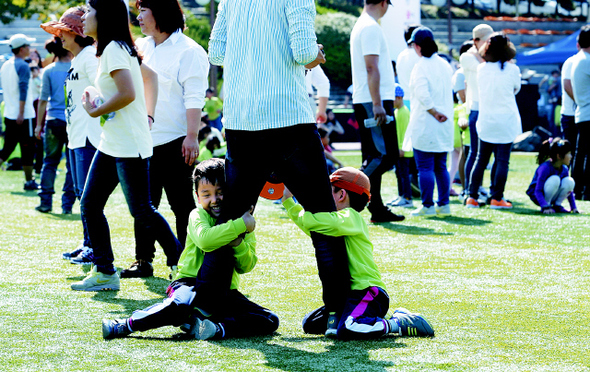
[8, 34, 35, 49]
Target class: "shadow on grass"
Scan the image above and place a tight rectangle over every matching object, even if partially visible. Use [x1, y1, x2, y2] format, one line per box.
[10, 191, 39, 198]
[439, 216, 491, 226]
[215, 335, 399, 371]
[376, 223, 452, 236]
[91, 290, 166, 318]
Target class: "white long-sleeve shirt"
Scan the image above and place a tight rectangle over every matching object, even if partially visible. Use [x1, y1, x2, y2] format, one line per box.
[476, 61, 522, 144]
[407, 54, 454, 153]
[396, 47, 419, 99]
[208, 0, 317, 131]
[459, 50, 482, 111]
[136, 31, 209, 146]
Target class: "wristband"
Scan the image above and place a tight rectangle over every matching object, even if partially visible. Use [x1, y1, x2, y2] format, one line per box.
[148, 115, 154, 123]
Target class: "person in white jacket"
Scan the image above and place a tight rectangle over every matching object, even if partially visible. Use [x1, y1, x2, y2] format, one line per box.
[465, 33, 521, 210]
[306, 65, 330, 124]
[405, 27, 454, 217]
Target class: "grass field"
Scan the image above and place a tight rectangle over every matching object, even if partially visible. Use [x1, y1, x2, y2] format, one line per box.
[1, 151, 589, 372]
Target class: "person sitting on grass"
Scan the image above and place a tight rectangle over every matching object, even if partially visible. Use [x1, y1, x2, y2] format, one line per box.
[282, 167, 434, 340]
[526, 138, 579, 214]
[102, 158, 279, 340]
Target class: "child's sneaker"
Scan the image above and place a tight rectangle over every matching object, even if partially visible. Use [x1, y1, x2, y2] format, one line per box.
[119, 260, 153, 278]
[102, 318, 132, 339]
[435, 204, 451, 216]
[490, 199, 513, 209]
[62, 244, 85, 260]
[71, 265, 120, 291]
[465, 197, 479, 208]
[410, 205, 436, 217]
[70, 247, 94, 265]
[552, 204, 569, 213]
[325, 312, 338, 338]
[188, 317, 218, 340]
[391, 308, 434, 337]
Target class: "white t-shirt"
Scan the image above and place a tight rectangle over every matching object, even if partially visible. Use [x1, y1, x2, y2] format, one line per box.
[560, 55, 576, 117]
[459, 50, 482, 111]
[305, 65, 330, 97]
[406, 54, 454, 153]
[0, 57, 36, 120]
[476, 62, 522, 144]
[95, 41, 152, 158]
[396, 47, 419, 99]
[136, 31, 209, 147]
[350, 12, 395, 104]
[66, 46, 102, 150]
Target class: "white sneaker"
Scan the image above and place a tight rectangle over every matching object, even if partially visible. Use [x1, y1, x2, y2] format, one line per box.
[410, 206, 436, 217]
[71, 265, 120, 291]
[389, 197, 414, 208]
[435, 204, 451, 216]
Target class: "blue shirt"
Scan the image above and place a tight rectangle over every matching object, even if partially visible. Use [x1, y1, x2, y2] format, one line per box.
[208, 0, 318, 131]
[40, 61, 70, 121]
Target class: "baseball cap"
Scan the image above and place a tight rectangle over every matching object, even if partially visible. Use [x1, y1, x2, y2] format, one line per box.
[472, 24, 494, 41]
[407, 27, 434, 46]
[330, 167, 371, 199]
[40, 7, 87, 38]
[395, 84, 404, 98]
[8, 34, 35, 49]
[260, 173, 284, 200]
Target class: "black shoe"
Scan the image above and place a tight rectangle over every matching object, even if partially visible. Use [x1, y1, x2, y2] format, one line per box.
[371, 208, 405, 223]
[24, 180, 40, 191]
[35, 205, 52, 213]
[120, 260, 153, 278]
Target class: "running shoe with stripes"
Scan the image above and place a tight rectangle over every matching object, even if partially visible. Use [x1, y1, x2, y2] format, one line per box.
[325, 312, 338, 338]
[70, 247, 94, 265]
[391, 308, 434, 337]
[62, 244, 85, 260]
[71, 265, 120, 291]
[102, 319, 132, 339]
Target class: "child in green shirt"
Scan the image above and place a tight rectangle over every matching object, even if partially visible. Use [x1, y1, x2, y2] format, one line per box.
[282, 167, 434, 340]
[102, 158, 278, 340]
[389, 84, 414, 208]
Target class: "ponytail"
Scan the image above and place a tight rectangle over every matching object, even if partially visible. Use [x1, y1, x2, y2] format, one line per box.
[538, 137, 572, 164]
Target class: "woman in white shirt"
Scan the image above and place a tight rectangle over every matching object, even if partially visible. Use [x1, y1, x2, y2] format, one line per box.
[41, 6, 102, 263]
[406, 27, 454, 217]
[466, 33, 521, 210]
[71, 0, 182, 292]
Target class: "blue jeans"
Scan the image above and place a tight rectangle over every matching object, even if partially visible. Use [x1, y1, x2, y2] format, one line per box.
[413, 149, 450, 208]
[463, 110, 479, 192]
[80, 151, 182, 275]
[395, 157, 412, 199]
[38, 119, 76, 211]
[69, 140, 97, 247]
[468, 140, 512, 201]
[192, 124, 350, 315]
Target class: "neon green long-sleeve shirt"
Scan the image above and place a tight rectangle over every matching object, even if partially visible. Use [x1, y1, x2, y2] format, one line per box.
[176, 205, 257, 290]
[282, 197, 385, 291]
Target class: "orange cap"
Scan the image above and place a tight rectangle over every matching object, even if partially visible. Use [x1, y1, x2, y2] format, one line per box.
[260, 181, 284, 200]
[329, 167, 371, 199]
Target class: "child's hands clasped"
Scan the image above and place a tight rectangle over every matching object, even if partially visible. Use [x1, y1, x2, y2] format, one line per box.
[242, 206, 256, 233]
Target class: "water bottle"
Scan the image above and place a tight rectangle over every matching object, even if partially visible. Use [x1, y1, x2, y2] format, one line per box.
[364, 115, 393, 128]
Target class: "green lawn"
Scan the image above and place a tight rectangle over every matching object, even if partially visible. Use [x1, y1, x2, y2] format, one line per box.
[1, 151, 589, 372]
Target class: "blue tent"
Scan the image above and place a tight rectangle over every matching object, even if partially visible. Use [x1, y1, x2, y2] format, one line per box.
[515, 30, 580, 66]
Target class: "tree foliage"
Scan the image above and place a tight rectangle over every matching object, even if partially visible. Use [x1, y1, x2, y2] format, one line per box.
[0, 0, 72, 24]
[315, 11, 357, 89]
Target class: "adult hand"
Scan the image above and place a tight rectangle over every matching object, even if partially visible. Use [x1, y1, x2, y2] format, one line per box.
[34, 125, 43, 140]
[458, 117, 469, 130]
[182, 135, 199, 166]
[304, 44, 326, 69]
[283, 185, 293, 201]
[228, 236, 243, 247]
[373, 104, 387, 126]
[82, 91, 98, 118]
[16, 113, 24, 125]
[316, 110, 327, 124]
[242, 206, 256, 233]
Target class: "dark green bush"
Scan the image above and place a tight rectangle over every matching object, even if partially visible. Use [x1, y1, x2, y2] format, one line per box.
[184, 14, 212, 51]
[315, 12, 358, 89]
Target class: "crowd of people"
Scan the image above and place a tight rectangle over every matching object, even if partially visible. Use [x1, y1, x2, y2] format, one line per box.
[0, 0, 586, 342]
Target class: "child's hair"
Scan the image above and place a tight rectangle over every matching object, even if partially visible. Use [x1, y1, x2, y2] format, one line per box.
[459, 40, 473, 56]
[192, 158, 225, 194]
[330, 167, 371, 213]
[88, 0, 142, 65]
[537, 137, 572, 164]
[206, 135, 221, 153]
[481, 32, 516, 70]
[198, 125, 212, 142]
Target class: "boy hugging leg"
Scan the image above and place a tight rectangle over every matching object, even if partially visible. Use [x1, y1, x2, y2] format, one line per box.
[102, 159, 279, 340]
[282, 167, 434, 340]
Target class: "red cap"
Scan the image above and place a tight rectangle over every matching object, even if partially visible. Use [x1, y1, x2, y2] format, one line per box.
[260, 181, 284, 200]
[329, 167, 371, 200]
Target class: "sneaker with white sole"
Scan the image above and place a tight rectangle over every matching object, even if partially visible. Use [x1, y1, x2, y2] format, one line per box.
[391, 308, 434, 337]
[70, 247, 94, 265]
[410, 205, 436, 217]
[490, 198, 512, 209]
[465, 197, 479, 208]
[71, 265, 120, 291]
[435, 204, 451, 216]
[389, 197, 414, 208]
[102, 318, 132, 339]
[62, 244, 85, 260]
[325, 312, 338, 338]
[190, 318, 218, 340]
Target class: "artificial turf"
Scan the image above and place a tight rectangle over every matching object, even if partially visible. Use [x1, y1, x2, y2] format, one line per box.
[0, 151, 588, 371]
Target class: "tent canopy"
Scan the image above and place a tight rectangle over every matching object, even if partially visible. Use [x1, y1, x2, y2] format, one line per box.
[515, 30, 580, 66]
